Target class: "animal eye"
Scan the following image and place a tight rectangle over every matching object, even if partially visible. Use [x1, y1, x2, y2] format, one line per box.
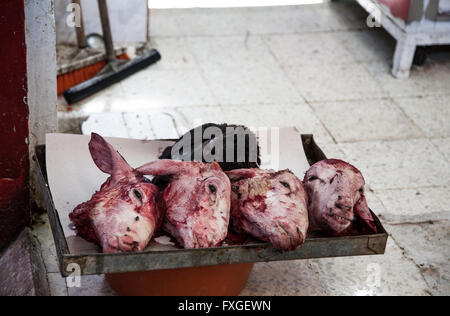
[209, 185, 217, 193]
[134, 189, 143, 201]
[308, 176, 318, 182]
[359, 188, 364, 194]
[330, 175, 337, 184]
[280, 181, 290, 189]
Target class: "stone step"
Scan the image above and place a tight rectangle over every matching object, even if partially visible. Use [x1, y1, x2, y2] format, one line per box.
[0, 229, 50, 296]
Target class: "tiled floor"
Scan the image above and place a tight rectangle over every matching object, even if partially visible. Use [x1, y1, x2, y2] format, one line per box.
[39, 1, 450, 296]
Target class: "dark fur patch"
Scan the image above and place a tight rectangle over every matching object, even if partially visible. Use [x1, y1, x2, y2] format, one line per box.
[154, 124, 261, 189]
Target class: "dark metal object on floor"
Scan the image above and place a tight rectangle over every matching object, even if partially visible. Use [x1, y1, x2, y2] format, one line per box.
[63, 0, 161, 104]
[413, 47, 428, 66]
[34, 135, 389, 277]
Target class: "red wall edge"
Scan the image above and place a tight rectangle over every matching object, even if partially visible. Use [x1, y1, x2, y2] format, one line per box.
[0, 0, 30, 250]
[378, 0, 411, 22]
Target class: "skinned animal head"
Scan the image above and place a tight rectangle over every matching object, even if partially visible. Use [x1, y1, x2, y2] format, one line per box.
[69, 133, 163, 253]
[137, 160, 231, 248]
[304, 159, 377, 236]
[227, 169, 309, 251]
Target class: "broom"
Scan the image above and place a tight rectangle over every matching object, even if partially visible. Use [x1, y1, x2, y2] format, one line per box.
[63, 0, 161, 105]
[57, 0, 130, 95]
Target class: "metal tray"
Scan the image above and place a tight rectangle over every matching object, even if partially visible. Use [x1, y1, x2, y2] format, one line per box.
[34, 135, 388, 277]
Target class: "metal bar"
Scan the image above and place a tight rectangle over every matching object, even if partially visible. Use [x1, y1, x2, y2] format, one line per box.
[72, 0, 87, 48]
[147, 7, 151, 44]
[62, 234, 388, 276]
[97, 0, 116, 62]
[34, 146, 70, 275]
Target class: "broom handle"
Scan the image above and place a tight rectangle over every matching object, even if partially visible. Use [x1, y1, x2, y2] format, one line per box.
[73, 0, 87, 48]
[97, 0, 116, 61]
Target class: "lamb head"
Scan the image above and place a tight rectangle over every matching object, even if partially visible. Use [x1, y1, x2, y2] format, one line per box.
[137, 160, 231, 249]
[227, 169, 309, 251]
[69, 133, 163, 253]
[304, 159, 378, 236]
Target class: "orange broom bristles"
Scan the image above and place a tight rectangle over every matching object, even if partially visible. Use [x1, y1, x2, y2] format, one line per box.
[57, 53, 130, 95]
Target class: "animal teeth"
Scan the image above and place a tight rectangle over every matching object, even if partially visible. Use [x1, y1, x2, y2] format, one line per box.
[332, 214, 349, 222]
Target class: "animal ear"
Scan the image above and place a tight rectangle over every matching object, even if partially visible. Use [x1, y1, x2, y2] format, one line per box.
[210, 161, 223, 171]
[226, 169, 259, 181]
[137, 159, 190, 176]
[354, 194, 378, 234]
[89, 133, 134, 178]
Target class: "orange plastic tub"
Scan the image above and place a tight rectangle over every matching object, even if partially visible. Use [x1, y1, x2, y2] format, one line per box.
[105, 263, 254, 296]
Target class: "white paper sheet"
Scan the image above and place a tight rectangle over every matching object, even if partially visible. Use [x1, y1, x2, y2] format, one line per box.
[45, 127, 310, 254]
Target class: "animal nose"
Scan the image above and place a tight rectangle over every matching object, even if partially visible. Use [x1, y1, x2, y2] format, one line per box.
[335, 202, 352, 212]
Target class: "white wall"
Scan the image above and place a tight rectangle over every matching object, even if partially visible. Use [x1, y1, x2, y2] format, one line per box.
[56, 0, 148, 45]
[440, 0, 450, 14]
[25, 0, 58, 204]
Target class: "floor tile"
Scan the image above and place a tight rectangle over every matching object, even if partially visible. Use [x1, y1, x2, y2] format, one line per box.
[79, 69, 218, 110]
[175, 8, 251, 36]
[203, 65, 301, 106]
[150, 37, 198, 70]
[385, 221, 450, 296]
[246, 6, 340, 34]
[47, 273, 68, 296]
[177, 103, 334, 148]
[149, 9, 183, 37]
[312, 238, 430, 296]
[431, 138, 450, 162]
[264, 32, 356, 67]
[336, 29, 396, 63]
[243, 103, 334, 144]
[189, 35, 278, 69]
[364, 61, 450, 98]
[364, 190, 387, 217]
[394, 96, 450, 138]
[124, 69, 218, 107]
[311, 99, 423, 142]
[339, 139, 450, 190]
[324, 1, 369, 30]
[182, 104, 334, 143]
[241, 260, 328, 296]
[317, 142, 348, 160]
[285, 63, 386, 102]
[375, 187, 450, 224]
[67, 275, 117, 296]
[31, 214, 60, 274]
[176, 106, 227, 130]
